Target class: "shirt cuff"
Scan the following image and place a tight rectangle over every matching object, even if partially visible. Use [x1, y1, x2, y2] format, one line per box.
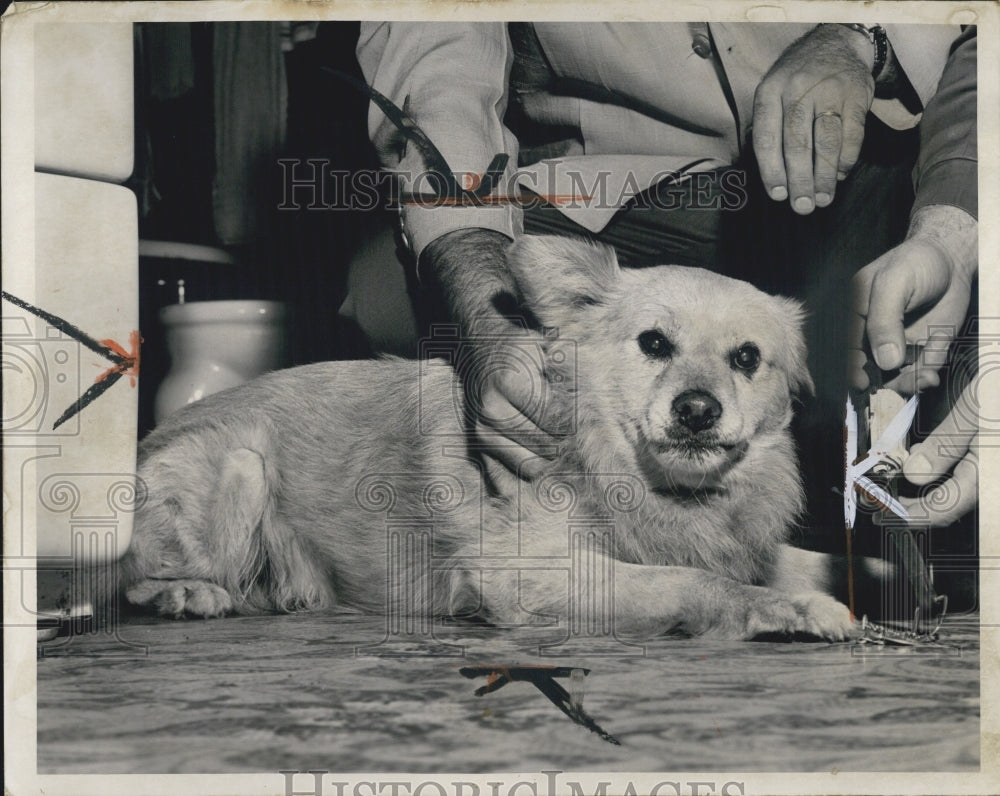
[403, 204, 522, 262]
[910, 158, 978, 220]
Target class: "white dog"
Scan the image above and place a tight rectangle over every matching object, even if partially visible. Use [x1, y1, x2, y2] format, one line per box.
[122, 235, 857, 640]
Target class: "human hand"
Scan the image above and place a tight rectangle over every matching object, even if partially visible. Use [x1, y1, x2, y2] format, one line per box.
[849, 205, 978, 394]
[753, 24, 876, 214]
[467, 329, 572, 480]
[877, 381, 979, 528]
[423, 229, 568, 479]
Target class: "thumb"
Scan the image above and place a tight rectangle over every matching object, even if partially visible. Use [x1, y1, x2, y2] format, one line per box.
[865, 242, 950, 371]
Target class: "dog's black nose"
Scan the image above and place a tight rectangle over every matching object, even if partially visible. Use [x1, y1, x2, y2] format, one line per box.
[672, 390, 722, 433]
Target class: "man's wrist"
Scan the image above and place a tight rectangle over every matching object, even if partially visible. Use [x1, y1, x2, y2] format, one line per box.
[821, 23, 875, 74]
[422, 229, 511, 273]
[907, 204, 978, 282]
[421, 228, 518, 336]
[828, 23, 910, 101]
[421, 227, 511, 264]
[835, 24, 888, 80]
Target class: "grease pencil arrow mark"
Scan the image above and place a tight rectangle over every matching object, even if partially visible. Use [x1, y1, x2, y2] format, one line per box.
[2, 290, 140, 429]
[323, 67, 508, 202]
[459, 664, 620, 745]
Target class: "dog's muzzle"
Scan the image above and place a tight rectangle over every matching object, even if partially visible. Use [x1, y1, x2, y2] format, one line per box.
[672, 390, 722, 434]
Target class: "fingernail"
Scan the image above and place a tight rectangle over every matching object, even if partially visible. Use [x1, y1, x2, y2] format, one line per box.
[770, 186, 788, 201]
[837, 171, 848, 181]
[793, 196, 814, 214]
[875, 343, 899, 368]
[815, 192, 832, 206]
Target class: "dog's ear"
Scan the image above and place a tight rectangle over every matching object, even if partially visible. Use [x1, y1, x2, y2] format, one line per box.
[775, 296, 815, 397]
[506, 235, 621, 327]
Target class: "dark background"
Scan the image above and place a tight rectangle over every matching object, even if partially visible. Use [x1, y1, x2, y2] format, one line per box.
[135, 22, 387, 437]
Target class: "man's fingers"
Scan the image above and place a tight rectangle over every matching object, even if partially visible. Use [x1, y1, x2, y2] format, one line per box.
[882, 329, 954, 394]
[903, 401, 978, 487]
[752, 85, 788, 201]
[847, 264, 876, 354]
[493, 365, 571, 436]
[812, 108, 843, 207]
[883, 364, 940, 395]
[847, 347, 870, 391]
[474, 423, 553, 481]
[474, 342, 556, 428]
[466, 336, 574, 478]
[851, 238, 967, 392]
[478, 384, 562, 454]
[884, 393, 979, 527]
[837, 95, 869, 178]
[898, 448, 978, 527]
[914, 329, 957, 374]
[782, 96, 816, 214]
[476, 358, 570, 459]
[864, 262, 918, 371]
[866, 243, 953, 369]
[475, 372, 561, 476]
[898, 385, 980, 528]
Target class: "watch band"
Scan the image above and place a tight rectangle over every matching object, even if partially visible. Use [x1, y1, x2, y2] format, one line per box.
[838, 23, 888, 80]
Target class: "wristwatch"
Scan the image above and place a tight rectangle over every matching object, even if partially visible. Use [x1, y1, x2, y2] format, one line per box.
[838, 23, 889, 80]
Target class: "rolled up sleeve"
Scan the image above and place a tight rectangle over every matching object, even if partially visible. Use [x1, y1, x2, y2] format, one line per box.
[357, 22, 521, 259]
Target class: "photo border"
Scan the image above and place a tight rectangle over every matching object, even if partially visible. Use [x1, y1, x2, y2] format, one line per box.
[3, 2, 998, 794]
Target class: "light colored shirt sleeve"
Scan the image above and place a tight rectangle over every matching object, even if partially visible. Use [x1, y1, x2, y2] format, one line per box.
[881, 23, 963, 128]
[356, 22, 963, 250]
[357, 22, 521, 260]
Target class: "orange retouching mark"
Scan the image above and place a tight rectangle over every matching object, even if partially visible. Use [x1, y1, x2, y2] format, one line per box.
[95, 330, 142, 387]
[845, 521, 855, 622]
[403, 193, 594, 207]
[1, 290, 143, 429]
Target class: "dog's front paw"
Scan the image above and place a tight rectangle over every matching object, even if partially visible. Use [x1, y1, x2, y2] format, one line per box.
[126, 579, 233, 618]
[787, 591, 857, 641]
[703, 584, 855, 641]
[737, 589, 855, 641]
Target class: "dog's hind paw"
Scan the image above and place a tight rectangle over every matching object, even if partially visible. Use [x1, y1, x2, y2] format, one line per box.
[126, 579, 233, 618]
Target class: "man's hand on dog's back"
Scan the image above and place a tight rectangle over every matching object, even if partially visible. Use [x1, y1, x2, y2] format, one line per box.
[422, 229, 568, 480]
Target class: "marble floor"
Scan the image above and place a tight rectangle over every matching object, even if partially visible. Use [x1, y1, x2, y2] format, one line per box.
[36, 610, 981, 775]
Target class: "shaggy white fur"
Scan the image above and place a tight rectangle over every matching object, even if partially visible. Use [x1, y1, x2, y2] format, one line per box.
[122, 236, 855, 640]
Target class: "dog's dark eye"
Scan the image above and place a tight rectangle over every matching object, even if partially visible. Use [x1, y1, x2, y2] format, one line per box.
[638, 330, 673, 359]
[731, 343, 761, 373]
